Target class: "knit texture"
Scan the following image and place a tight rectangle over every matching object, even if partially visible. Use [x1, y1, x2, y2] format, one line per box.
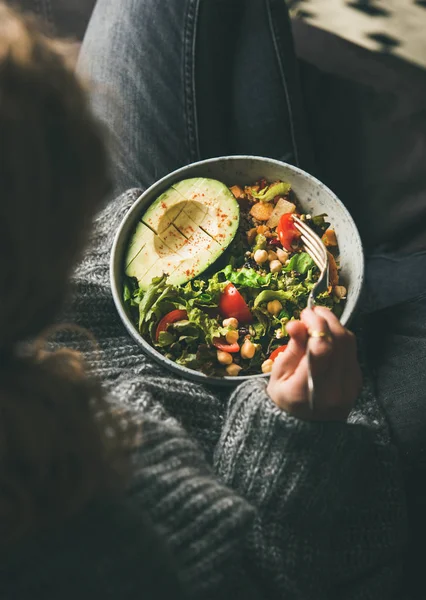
[1, 189, 407, 599]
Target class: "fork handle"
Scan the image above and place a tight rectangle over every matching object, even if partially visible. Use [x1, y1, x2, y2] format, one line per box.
[306, 295, 315, 410]
[307, 345, 315, 410]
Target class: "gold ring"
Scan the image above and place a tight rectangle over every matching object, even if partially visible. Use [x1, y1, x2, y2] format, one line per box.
[308, 329, 332, 343]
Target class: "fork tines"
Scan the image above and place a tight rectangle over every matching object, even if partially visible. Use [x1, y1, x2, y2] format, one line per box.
[292, 215, 327, 271]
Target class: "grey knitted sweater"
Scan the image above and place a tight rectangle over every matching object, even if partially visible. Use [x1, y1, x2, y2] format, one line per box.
[2, 190, 407, 600]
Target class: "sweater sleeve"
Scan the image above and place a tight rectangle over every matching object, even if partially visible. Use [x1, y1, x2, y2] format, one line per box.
[214, 379, 407, 600]
[126, 415, 260, 599]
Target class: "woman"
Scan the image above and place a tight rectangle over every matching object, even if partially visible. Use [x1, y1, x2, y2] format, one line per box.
[0, 1, 406, 599]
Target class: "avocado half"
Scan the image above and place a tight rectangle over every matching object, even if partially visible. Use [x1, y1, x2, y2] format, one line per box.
[125, 177, 240, 290]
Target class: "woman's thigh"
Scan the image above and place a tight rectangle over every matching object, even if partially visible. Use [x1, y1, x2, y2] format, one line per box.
[77, 0, 313, 195]
[77, 0, 202, 194]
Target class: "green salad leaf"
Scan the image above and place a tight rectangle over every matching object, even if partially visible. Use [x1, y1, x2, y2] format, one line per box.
[183, 277, 226, 308]
[251, 181, 291, 202]
[186, 307, 223, 345]
[284, 252, 316, 275]
[138, 275, 187, 340]
[253, 289, 295, 309]
[157, 331, 176, 347]
[315, 291, 334, 309]
[221, 265, 272, 288]
[123, 278, 143, 308]
[176, 351, 199, 369]
[251, 307, 273, 339]
[311, 214, 331, 235]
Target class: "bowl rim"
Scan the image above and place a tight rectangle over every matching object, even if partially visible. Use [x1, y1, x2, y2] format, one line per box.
[110, 154, 365, 387]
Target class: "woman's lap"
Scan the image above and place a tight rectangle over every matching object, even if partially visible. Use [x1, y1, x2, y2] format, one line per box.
[78, 0, 426, 483]
[77, 0, 313, 196]
[77, 0, 199, 194]
[78, 1, 426, 592]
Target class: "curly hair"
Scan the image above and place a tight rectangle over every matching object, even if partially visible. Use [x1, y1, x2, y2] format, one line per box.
[0, 3, 129, 545]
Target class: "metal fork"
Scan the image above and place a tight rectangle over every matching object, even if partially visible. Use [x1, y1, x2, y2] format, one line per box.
[292, 216, 329, 410]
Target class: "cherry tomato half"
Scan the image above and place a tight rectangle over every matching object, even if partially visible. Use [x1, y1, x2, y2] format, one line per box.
[156, 309, 188, 341]
[219, 283, 253, 323]
[269, 344, 288, 361]
[277, 213, 301, 251]
[212, 338, 240, 353]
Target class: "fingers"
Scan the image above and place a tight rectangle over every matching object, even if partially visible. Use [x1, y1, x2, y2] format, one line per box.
[285, 320, 308, 349]
[300, 308, 333, 364]
[268, 307, 362, 422]
[272, 320, 308, 379]
[313, 306, 363, 399]
[313, 306, 347, 337]
[313, 306, 358, 360]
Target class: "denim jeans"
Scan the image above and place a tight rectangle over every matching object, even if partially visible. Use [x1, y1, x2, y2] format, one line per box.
[77, 0, 314, 196]
[78, 0, 426, 593]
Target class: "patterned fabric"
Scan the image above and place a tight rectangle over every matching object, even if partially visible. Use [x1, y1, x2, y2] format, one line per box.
[289, 0, 426, 68]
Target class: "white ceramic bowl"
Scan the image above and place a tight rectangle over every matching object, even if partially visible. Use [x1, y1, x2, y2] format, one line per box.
[110, 156, 364, 386]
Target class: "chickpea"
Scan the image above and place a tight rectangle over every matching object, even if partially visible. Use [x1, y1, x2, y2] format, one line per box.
[267, 300, 283, 316]
[225, 329, 239, 345]
[226, 363, 243, 377]
[261, 359, 274, 374]
[223, 317, 238, 329]
[276, 248, 289, 264]
[217, 350, 233, 365]
[334, 285, 347, 300]
[267, 250, 278, 261]
[254, 249, 268, 264]
[241, 339, 256, 360]
[269, 259, 283, 274]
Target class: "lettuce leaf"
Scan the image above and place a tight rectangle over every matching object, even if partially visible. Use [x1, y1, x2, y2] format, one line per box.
[157, 331, 176, 347]
[315, 291, 334, 309]
[253, 289, 295, 309]
[183, 276, 227, 308]
[311, 214, 331, 235]
[251, 307, 273, 339]
[186, 307, 223, 345]
[138, 275, 187, 340]
[283, 252, 316, 275]
[123, 277, 144, 308]
[251, 181, 291, 202]
[176, 351, 199, 369]
[221, 265, 272, 288]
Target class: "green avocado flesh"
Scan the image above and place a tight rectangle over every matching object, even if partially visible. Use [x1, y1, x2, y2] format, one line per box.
[125, 177, 240, 290]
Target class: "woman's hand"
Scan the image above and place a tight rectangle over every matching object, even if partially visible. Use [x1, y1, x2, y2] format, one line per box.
[267, 307, 362, 421]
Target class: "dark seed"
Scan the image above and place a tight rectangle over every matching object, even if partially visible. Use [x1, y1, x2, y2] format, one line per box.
[243, 260, 257, 269]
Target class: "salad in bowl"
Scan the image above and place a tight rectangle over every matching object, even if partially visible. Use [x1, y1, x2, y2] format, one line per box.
[122, 176, 345, 378]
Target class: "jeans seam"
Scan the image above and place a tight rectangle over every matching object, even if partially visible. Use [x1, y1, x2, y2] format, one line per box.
[265, 0, 300, 166]
[183, 0, 201, 163]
